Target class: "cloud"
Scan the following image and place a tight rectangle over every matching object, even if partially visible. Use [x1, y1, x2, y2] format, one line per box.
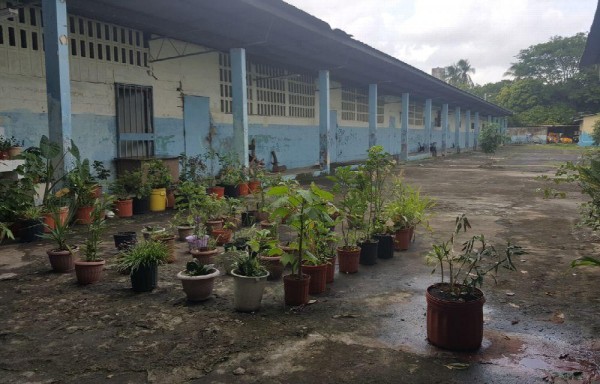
[284, 0, 597, 84]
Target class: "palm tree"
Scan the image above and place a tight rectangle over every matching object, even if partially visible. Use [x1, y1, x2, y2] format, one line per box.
[444, 59, 475, 88]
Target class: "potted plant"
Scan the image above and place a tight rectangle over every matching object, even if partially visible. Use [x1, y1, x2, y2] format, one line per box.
[0, 135, 11, 159]
[301, 219, 335, 294]
[17, 205, 44, 243]
[118, 240, 170, 292]
[151, 230, 177, 264]
[173, 180, 208, 240]
[41, 188, 71, 233]
[357, 145, 395, 265]
[146, 159, 172, 212]
[113, 231, 137, 251]
[91, 160, 111, 197]
[248, 228, 284, 280]
[40, 203, 78, 272]
[6, 136, 23, 159]
[217, 152, 243, 198]
[75, 196, 113, 284]
[231, 250, 269, 312]
[268, 181, 335, 306]
[187, 222, 220, 265]
[177, 259, 220, 301]
[425, 214, 525, 350]
[141, 225, 166, 240]
[204, 194, 226, 231]
[109, 175, 133, 218]
[118, 170, 151, 215]
[204, 149, 224, 198]
[329, 166, 366, 273]
[66, 154, 98, 225]
[212, 220, 235, 246]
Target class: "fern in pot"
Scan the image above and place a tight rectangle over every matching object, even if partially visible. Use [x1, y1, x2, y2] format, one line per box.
[118, 240, 170, 292]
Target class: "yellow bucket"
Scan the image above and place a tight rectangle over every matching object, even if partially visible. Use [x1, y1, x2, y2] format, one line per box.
[149, 188, 167, 211]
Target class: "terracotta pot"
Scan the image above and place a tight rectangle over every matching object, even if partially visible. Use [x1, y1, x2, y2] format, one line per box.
[326, 255, 336, 283]
[207, 186, 225, 199]
[426, 283, 486, 351]
[75, 205, 94, 225]
[177, 226, 194, 241]
[74, 259, 105, 285]
[237, 182, 249, 196]
[248, 180, 261, 193]
[211, 228, 232, 246]
[166, 189, 176, 209]
[374, 234, 394, 259]
[301, 264, 327, 294]
[205, 219, 224, 232]
[0, 150, 9, 160]
[394, 228, 411, 251]
[47, 247, 78, 273]
[191, 247, 219, 265]
[8, 146, 22, 159]
[283, 273, 311, 306]
[42, 206, 69, 233]
[259, 255, 284, 280]
[177, 269, 220, 301]
[337, 246, 361, 274]
[114, 199, 133, 218]
[359, 239, 379, 266]
[155, 235, 176, 263]
[130, 264, 159, 292]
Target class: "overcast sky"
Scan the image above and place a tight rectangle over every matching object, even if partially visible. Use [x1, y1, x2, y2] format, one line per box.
[284, 0, 597, 85]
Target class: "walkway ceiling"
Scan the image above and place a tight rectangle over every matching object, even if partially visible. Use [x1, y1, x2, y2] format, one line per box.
[67, 0, 511, 115]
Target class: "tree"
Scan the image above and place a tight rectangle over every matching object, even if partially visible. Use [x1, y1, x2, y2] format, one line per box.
[444, 59, 475, 89]
[505, 33, 587, 84]
[592, 120, 600, 146]
[471, 80, 513, 104]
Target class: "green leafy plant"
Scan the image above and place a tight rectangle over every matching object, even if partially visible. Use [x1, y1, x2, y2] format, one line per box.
[479, 122, 504, 153]
[384, 178, 435, 231]
[117, 170, 150, 200]
[92, 160, 111, 181]
[183, 259, 217, 276]
[0, 222, 14, 243]
[247, 228, 282, 257]
[117, 240, 169, 273]
[82, 196, 114, 261]
[425, 214, 525, 298]
[218, 151, 242, 186]
[268, 181, 334, 276]
[173, 180, 209, 226]
[146, 160, 172, 189]
[233, 250, 268, 277]
[591, 120, 600, 146]
[39, 204, 75, 251]
[179, 153, 207, 183]
[328, 165, 367, 249]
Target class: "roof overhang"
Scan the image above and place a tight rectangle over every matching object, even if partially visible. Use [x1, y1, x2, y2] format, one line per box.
[66, 0, 511, 115]
[581, 1, 600, 67]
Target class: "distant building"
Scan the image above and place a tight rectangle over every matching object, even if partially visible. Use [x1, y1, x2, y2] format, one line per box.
[575, 114, 600, 146]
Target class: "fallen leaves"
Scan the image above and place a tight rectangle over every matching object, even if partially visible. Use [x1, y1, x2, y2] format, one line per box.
[444, 362, 470, 370]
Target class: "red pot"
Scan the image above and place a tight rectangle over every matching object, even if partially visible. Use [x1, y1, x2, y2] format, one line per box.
[211, 228, 232, 245]
[248, 180, 261, 193]
[337, 246, 361, 274]
[42, 207, 69, 233]
[75, 206, 94, 225]
[238, 182, 249, 196]
[74, 259, 105, 284]
[426, 283, 486, 351]
[301, 264, 327, 294]
[114, 199, 133, 218]
[166, 189, 176, 209]
[394, 228, 411, 251]
[260, 255, 284, 280]
[207, 186, 225, 199]
[283, 273, 310, 306]
[191, 248, 219, 265]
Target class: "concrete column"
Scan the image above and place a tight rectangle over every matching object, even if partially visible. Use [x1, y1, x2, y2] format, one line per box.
[465, 110, 471, 150]
[368, 84, 377, 148]
[319, 70, 331, 172]
[441, 103, 449, 154]
[474, 112, 480, 150]
[454, 106, 461, 152]
[42, 0, 72, 174]
[424, 99, 432, 155]
[230, 48, 249, 168]
[401, 93, 409, 161]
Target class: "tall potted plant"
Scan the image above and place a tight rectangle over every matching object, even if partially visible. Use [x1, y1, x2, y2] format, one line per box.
[425, 214, 525, 350]
[268, 181, 334, 306]
[358, 145, 395, 264]
[146, 160, 172, 212]
[118, 170, 151, 215]
[118, 240, 170, 292]
[74, 196, 113, 284]
[301, 219, 335, 293]
[173, 180, 208, 240]
[248, 228, 284, 280]
[329, 166, 366, 273]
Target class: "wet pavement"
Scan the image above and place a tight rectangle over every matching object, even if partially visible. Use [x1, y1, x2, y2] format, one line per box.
[0, 144, 599, 383]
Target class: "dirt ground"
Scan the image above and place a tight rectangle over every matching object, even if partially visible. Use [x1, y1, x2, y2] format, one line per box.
[1, 145, 599, 384]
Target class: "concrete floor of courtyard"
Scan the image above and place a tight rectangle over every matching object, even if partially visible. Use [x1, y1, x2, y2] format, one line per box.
[0, 144, 599, 383]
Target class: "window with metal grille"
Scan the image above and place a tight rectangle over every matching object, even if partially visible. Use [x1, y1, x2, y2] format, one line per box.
[409, 102, 424, 127]
[288, 74, 315, 118]
[341, 87, 369, 122]
[254, 62, 286, 117]
[115, 83, 154, 158]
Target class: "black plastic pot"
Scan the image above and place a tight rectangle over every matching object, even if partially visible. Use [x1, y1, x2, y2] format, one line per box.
[19, 219, 44, 243]
[359, 239, 379, 265]
[373, 234, 394, 259]
[132, 197, 149, 215]
[130, 263, 158, 292]
[221, 184, 240, 198]
[113, 231, 137, 250]
[241, 211, 256, 227]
